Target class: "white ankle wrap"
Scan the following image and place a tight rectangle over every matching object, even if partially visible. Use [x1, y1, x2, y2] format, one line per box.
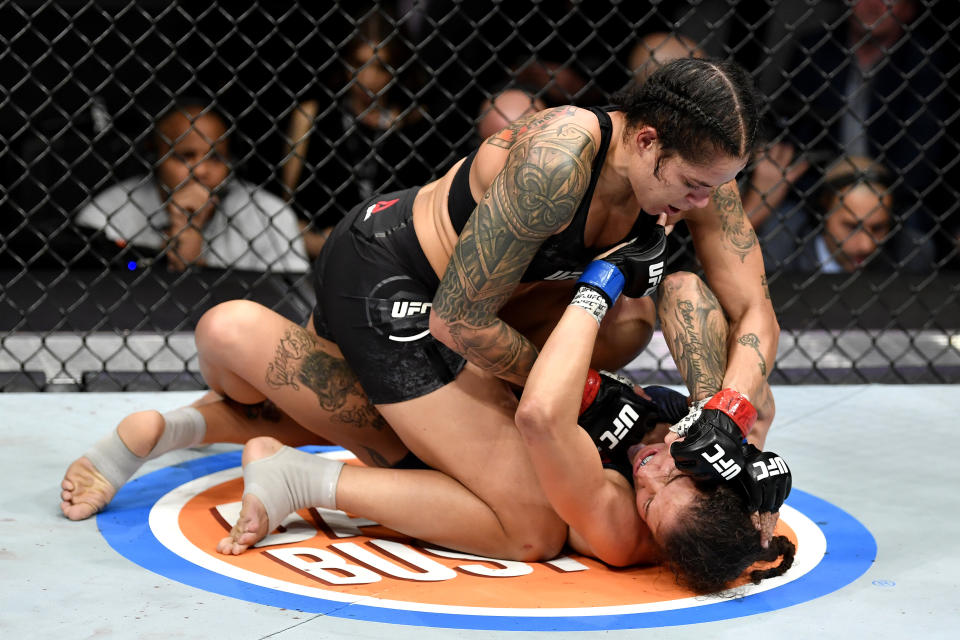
[82, 407, 207, 490]
[153, 407, 206, 457]
[243, 446, 344, 534]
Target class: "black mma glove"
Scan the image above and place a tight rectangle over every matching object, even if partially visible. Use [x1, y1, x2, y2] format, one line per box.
[579, 369, 659, 450]
[669, 389, 791, 514]
[570, 227, 667, 325]
[669, 416, 749, 484]
[600, 224, 667, 298]
[741, 444, 792, 513]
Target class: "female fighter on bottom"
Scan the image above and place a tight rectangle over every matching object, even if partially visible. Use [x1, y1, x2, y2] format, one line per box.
[215, 268, 793, 593]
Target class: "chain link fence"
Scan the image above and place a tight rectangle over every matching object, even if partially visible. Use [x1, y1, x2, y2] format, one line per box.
[1, 0, 958, 391]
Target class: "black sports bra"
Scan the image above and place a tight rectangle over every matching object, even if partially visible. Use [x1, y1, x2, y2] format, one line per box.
[446, 106, 657, 282]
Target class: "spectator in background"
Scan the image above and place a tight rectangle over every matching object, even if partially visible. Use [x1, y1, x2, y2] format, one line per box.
[774, 0, 948, 238]
[75, 101, 308, 273]
[281, 14, 445, 258]
[511, 59, 595, 108]
[475, 88, 546, 142]
[628, 32, 703, 86]
[762, 156, 932, 274]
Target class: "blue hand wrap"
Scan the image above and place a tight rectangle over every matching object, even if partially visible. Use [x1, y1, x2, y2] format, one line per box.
[577, 260, 625, 305]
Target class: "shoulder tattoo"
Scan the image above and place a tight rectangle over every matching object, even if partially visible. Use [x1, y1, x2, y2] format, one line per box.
[485, 105, 578, 150]
[434, 121, 595, 326]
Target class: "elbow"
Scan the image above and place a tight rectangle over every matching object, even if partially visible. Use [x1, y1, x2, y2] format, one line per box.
[428, 309, 456, 352]
[768, 304, 781, 341]
[514, 394, 562, 442]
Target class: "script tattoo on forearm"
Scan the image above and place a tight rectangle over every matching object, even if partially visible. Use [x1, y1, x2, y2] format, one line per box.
[736, 332, 767, 377]
[434, 119, 594, 381]
[265, 326, 386, 431]
[713, 183, 758, 263]
[659, 278, 728, 400]
[761, 274, 771, 300]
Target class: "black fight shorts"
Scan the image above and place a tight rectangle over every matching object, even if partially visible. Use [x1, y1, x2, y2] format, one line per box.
[311, 188, 467, 405]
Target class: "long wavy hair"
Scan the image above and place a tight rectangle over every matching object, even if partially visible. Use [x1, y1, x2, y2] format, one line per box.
[662, 482, 795, 594]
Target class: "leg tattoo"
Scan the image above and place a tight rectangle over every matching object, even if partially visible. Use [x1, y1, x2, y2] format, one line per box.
[660, 278, 728, 400]
[265, 326, 385, 431]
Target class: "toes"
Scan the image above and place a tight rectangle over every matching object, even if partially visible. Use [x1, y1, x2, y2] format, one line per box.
[61, 500, 98, 521]
[216, 535, 247, 556]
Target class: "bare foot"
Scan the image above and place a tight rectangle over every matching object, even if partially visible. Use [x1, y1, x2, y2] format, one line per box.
[217, 492, 270, 555]
[60, 410, 165, 520]
[60, 457, 116, 520]
[216, 436, 285, 555]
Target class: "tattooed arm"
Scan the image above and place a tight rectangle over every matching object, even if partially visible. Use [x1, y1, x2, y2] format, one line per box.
[429, 109, 596, 386]
[682, 180, 779, 445]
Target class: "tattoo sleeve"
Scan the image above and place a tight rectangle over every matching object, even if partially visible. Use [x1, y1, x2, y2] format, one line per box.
[712, 182, 758, 263]
[433, 117, 595, 383]
[658, 278, 728, 400]
[485, 107, 569, 150]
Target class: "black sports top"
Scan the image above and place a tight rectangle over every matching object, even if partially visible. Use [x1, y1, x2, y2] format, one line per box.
[446, 106, 659, 282]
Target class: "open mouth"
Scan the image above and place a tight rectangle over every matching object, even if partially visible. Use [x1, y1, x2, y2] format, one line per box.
[631, 446, 659, 475]
[666, 205, 682, 215]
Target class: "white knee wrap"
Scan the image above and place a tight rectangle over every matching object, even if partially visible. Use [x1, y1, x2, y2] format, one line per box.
[83, 407, 207, 489]
[243, 446, 344, 534]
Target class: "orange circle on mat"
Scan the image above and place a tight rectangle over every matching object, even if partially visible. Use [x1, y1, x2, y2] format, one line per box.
[176, 458, 798, 608]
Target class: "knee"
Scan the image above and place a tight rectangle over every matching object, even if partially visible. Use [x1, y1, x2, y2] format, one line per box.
[196, 300, 261, 355]
[659, 270, 704, 295]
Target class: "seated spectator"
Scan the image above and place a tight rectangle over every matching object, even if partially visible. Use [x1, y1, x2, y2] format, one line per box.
[475, 88, 546, 142]
[627, 32, 704, 86]
[75, 101, 308, 273]
[762, 156, 933, 274]
[281, 14, 444, 258]
[511, 58, 596, 107]
[774, 0, 949, 236]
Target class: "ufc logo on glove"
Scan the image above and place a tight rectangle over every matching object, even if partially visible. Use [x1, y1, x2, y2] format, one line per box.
[701, 443, 742, 480]
[640, 262, 664, 297]
[752, 456, 788, 480]
[598, 404, 640, 449]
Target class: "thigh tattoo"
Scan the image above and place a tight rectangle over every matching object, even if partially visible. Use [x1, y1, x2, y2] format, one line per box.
[265, 326, 386, 431]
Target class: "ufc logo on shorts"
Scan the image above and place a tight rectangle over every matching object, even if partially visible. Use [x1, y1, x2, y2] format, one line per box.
[752, 456, 789, 480]
[391, 301, 432, 318]
[701, 443, 742, 480]
[640, 262, 665, 297]
[598, 405, 639, 450]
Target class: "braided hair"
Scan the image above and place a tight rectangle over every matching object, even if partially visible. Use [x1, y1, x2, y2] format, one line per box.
[661, 482, 795, 595]
[613, 58, 764, 175]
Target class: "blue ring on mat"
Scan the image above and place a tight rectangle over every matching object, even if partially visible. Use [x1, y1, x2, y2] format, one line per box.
[99, 446, 876, 631]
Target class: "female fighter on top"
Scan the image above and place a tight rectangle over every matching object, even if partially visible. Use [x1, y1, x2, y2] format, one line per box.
[63, 58, 783, 584]
[217, 256, 793, 594]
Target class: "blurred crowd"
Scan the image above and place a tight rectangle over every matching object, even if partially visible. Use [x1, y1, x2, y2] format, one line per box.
[1, 0, 956, 276]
